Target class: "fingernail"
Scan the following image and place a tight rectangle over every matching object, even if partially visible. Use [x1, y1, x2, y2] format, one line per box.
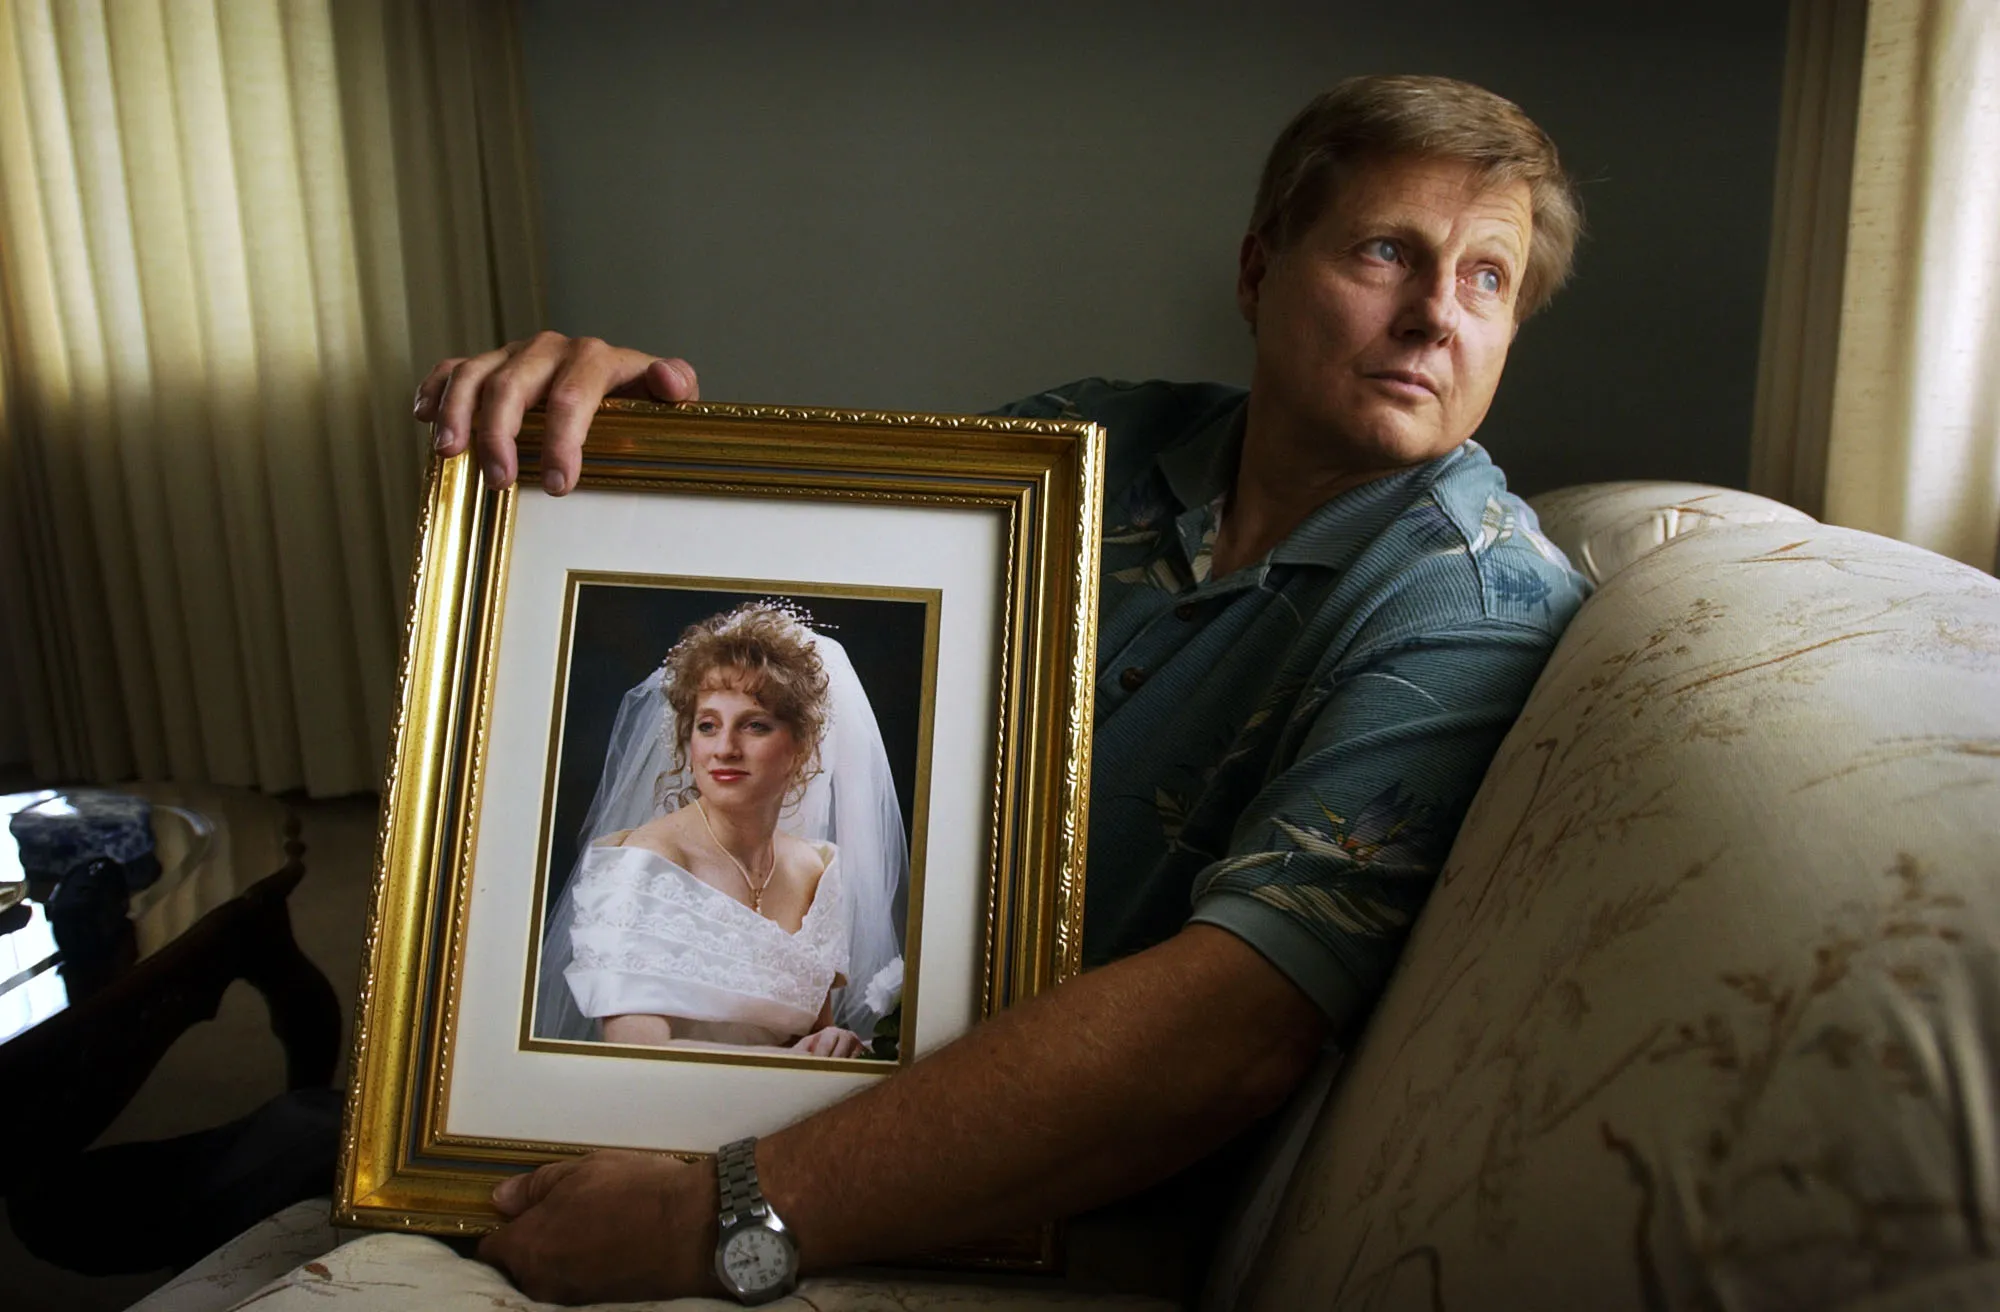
[433, 426, 452, 453]
[484, 460, 507, 489]
[412, 390, 427, 417]
[543, 469, 566, 496]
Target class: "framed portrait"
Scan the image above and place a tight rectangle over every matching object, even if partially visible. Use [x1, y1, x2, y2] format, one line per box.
[337, 399, 1105, 1268]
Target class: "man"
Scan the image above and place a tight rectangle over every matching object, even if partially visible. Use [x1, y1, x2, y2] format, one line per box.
[414, 74, 1590, 1305]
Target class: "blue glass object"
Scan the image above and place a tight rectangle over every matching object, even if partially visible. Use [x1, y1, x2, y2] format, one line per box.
[9, 791, 160, 892]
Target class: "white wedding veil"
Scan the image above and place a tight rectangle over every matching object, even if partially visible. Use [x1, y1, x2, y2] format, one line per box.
[533, 629, 909, 1044]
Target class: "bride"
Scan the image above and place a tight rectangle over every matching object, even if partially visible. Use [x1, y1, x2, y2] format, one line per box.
[534, 601, 908, 1057]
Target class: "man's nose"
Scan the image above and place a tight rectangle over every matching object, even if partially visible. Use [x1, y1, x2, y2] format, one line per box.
[1395, 268, 1460, 343]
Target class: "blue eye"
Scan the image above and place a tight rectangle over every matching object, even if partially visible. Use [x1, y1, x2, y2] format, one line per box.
[1362, 238, 1401, 262]
[1472, 268, 1502, 295]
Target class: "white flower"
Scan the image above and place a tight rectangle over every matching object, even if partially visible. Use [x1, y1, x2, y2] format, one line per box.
[862, 957, 904, 1016]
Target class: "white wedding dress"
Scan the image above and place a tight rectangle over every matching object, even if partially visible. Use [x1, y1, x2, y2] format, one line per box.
[562, 840, 852, 1047]
[533, 627, 907, 1044]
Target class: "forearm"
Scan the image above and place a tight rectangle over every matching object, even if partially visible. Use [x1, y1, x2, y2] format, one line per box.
[603, 1014, 673, 1045]
[758, 924, 1330, 1269]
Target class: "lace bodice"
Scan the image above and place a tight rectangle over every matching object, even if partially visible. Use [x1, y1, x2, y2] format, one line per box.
[562, 840, 849, 1044]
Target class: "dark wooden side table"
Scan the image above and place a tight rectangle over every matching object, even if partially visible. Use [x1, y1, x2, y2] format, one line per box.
[0, 783, 342, 1194]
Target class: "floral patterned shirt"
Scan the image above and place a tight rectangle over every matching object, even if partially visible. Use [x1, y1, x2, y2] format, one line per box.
[996, 378, 1591, 1033]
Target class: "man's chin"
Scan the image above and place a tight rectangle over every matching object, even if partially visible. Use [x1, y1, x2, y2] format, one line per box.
[1331, 416, 1461, 471]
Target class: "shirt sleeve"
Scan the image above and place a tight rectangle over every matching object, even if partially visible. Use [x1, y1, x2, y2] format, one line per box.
[1187, 618, 1563, 1033]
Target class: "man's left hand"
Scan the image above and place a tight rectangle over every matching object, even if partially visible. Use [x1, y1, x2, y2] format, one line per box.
[478, 1150, 719, 1303]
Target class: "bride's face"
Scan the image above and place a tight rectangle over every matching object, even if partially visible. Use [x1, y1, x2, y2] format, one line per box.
[689, 680, 804, 811]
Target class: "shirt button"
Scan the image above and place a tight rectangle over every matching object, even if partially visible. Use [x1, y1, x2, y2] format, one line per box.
[1174, 601, 1198, 621]
[1119, 666, 1148, 691]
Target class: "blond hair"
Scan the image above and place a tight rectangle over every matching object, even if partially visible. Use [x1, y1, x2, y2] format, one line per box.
[1248, 74, 1582, 318]
[662, 601, 829, 798]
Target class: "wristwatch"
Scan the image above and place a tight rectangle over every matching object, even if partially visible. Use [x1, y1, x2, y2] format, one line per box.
[713, 1136, 799, 1304]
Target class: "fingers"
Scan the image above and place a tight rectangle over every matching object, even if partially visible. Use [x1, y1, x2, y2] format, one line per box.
[476, 1151, 691, 1303]
[431, 343, 517, 473]
[471, 331, 578, 490]
[492, 1156, 582, 1217]
[474, 1221, 551, 1296]
[537, 338, 615, 496]
[413, 357, 464, 433]
[540, 344, 693, 495]
[791, 1027, 864, 1057]
[417, 337, 701, 495]
[475, 1224, 513, 1275]
[654, 357, 701, 403]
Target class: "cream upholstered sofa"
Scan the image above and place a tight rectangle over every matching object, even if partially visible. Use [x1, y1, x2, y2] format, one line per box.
[130, 481, 2000, 1312]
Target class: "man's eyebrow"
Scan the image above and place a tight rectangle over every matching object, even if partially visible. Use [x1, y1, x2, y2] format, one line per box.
[1462, 228, 1527, 267]
[1351, 217, 1437, 245]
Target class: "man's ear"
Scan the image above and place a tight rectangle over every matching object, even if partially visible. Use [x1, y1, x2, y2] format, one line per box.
[1237, 232, 1270, 331]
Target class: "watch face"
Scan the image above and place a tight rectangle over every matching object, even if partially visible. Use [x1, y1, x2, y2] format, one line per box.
[721, 1225, 793, 1294]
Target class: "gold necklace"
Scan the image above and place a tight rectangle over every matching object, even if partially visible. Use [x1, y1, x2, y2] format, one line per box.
[695, 798, 776, 913]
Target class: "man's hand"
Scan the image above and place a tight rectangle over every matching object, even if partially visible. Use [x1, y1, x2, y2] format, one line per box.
[478, 1150, 720, 1304]
[791, 1026, 866, 1058]
[764, 924, 1329, 1270]
[412, 333, 699, 495]
[477, 929, 1327, 1301]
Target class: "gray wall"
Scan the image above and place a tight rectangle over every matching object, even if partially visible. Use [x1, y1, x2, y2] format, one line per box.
[520, 1, 1788, 496]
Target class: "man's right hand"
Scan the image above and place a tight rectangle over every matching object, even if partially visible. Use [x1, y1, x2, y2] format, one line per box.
[412, 333, 699, 495]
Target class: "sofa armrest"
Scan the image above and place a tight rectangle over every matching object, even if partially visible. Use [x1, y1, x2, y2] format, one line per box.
[1527, 480, 1813, 585]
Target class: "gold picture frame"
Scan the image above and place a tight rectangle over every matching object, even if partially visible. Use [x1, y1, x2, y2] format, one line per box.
[336, 398, 1105, 1270]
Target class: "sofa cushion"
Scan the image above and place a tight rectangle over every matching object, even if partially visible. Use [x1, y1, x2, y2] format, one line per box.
[196, 1231, 1178, 1310]
[1527, 481, 1813, 585]
[1242, 521, 2000, 1309]
[123, 1200, 344, 1312]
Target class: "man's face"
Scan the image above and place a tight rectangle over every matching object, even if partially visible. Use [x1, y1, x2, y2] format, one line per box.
[1238, 155, 1534, 470]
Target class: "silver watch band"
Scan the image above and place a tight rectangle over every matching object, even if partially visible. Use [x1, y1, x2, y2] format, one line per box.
[716, 1136, 766, 1222]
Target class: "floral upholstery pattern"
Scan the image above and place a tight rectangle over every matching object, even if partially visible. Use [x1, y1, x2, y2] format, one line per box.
[199, 1230, 1175, 1311]
[1528, 481, 1814, 584]
[129, 486, 1999, 1312]
[1241, 520, 2000, 1309]
[124, 1200, 346, 1312]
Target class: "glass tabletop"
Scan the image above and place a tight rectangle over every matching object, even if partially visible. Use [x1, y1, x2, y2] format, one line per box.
[0, 783, 299, 1045]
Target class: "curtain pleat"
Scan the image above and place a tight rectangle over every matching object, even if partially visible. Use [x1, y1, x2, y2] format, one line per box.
[1824, 0, 2000, 572]
[1748, 0, 1866, 521]
[0, 0, 545, 794]
[1752, 0, 2000, 573]
[160, 0, 299, 787]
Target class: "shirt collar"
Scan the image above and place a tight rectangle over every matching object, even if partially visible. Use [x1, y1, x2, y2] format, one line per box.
[1267, 453, 1454, 567]
[1149, 392, 1478, 573]
[1156, 397, 1246, 511]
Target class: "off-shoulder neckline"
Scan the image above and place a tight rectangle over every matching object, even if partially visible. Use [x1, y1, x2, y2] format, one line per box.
[590, 841, 839, 938]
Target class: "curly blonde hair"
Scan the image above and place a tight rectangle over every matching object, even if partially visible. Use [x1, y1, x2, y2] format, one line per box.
[662, 601, 830, 802]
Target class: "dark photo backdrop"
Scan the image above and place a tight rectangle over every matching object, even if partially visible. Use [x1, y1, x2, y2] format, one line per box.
[540, 582, 931, 924]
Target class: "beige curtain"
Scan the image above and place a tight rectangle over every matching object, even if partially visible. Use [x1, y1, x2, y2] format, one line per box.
[0, 0, 544, 795]
[1752, 0, 2000, 573]
[1748, 0, 1867, 523]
